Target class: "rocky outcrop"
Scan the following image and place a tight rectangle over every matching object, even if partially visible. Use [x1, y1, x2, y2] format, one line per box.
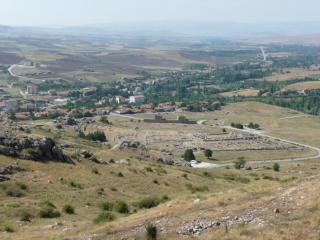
[119, 141, 145, 150]
[0, 164, 25, 182]
[0, 175, 10, 182]
[0, 135, 73, 164]
[0, 164, 25, 175]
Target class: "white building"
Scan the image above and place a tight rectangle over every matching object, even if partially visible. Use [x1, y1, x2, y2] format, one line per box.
[129, 95, 145, 104]
[115, 96, 127, 104]
[53, 98, 69, 106]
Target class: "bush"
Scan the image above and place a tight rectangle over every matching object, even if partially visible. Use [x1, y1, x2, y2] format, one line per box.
[185, 184, 209, 193]
[234, 157, 246, 169]
[145, 167, 153, 172]
[114, 200, 130, 214]
[93, 212, 115, 224]
[69, 181, 82, 189]
[16, 182, 28, 190]
[92, 167, 99, 175]
[39, 201, 61, 218]
[6, 186, 25, 198]
[248, 122, 260, 129]
[183, 149, 196, 162]
[145, 223, 157, 240]
[137, 196, 169, 209]
[86, 131, 107, 142]
[204, 149, 213, 159]
[96, 187, 105, 195]
[273, 163, 280, 172]
[63, 204, 75, 214]
[3, 224, 14, 233]
[39, 207, 61, 218]
[223, 174, 251, 184]
[100, 116, 110, 124]
[19, 210, 32, 222]
[231, 122, 244, 129]
[101, 201, 114, 211]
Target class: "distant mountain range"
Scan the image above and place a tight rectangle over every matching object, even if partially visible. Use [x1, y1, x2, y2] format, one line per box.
[2, 21, 320, 39]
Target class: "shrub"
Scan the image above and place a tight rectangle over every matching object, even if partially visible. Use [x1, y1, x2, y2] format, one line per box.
[273, 163, 280, 172]
[70, 181, 82, 189]
[183, 149, 196, 162]
[234, 157, 246, 169]
[231, 122, 244, 129]
[39, 207, 61, 218]
[93, 212, 115, 224]
[39, 201, 61, 218]
[16, 182, 28, 190]
[204, 149, 213, 159]
[248, 122, 260, 130]
[223, 174, 251, 184]
[145, 167, 153, 172]
[101, 201, 114, 211]
[137, 196, 169, 209]
[203, 172, 212, 178]
[19, 210, 32, 222]
[6, 186, 25, 198]
[114, 200, 130, 214]
[185, 183, 209, 193]
[86, 131, 107, 142]
[182, 173, 188, 179]
[100, 116, 110, 124]
[3, 224, 14, 233]
[92, 167, 99, 175]
[96, 187, 104, 195]
[117, 172, 124, 177]
[145, 223, 157, 240]
[63, 204, 75, 214]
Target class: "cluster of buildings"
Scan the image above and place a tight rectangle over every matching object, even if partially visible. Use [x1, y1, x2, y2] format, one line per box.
[115, 102, 182, 115]
[115, 95, 145, 104]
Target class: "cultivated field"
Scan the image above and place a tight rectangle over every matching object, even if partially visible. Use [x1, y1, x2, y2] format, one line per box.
[265, 68, 320, 82]
[283, 80, 320, 91]
[218, 88, 260, 97]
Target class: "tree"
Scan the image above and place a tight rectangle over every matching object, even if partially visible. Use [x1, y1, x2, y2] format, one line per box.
[183, 149, 196, 162]
[145, 223, 157, 240]
[100, 116, 110, 124]
[234, 157, 246, 169]
[8, 111, 16, 120]
[86, 131, 107, 142]
[273, 163, 280, 172]
[204, 149, 213, 159]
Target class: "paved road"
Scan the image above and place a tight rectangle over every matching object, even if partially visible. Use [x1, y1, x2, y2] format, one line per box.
[110, 113, 143, 120]
[260, 47, 267, 61]
[7, 64, 36, 99]
[192, 124, 320, 169]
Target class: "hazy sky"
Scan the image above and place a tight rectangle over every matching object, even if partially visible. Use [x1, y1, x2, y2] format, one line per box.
[0, 0, 319, 26]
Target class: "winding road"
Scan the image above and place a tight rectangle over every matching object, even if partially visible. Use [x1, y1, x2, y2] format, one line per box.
[260, 47, 267, 61]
